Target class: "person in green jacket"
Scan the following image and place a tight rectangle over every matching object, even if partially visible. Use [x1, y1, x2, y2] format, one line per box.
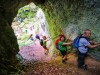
[42, 36, 49, 55]
[59, 35, 73, 63]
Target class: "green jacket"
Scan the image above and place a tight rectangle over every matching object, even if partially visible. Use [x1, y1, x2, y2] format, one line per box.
[58, 41, 67, 51]
[43, 40, 47, 47]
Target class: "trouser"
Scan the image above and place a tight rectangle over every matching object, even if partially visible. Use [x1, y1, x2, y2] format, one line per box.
[77, 51, 87, 67]
[60, 50, 67, 57]
[56, 46, 59, 50]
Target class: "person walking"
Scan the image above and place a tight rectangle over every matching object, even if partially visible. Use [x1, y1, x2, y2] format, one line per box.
[58, 35, 73, 63]
[77, 29, 100, 69]
[41, 36, 49, 55]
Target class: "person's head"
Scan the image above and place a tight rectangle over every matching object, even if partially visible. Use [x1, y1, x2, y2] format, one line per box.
[59, 34, 64, 38]
[43, 36, 46, 40]
[84, 29, 91, 38]
[60, 35, 65, 41]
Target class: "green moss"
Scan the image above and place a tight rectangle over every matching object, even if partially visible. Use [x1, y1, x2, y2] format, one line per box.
[43, 10, 61, 41]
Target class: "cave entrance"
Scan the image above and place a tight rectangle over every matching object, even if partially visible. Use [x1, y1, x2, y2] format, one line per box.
[11, 2, 51, 61]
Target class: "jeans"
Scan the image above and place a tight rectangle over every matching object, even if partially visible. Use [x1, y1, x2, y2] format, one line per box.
[77, 51, 87, 68]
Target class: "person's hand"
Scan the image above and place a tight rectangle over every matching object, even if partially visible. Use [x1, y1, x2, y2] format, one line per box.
[94, 42, 100, 45]
[98, 43, 100, 46]
[94, 42, 98, 44]
[68, 37, 73, 42]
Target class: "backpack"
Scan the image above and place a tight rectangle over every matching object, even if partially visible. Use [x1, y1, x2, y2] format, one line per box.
[55, 39, 59, 46]
[55, 39, 60, 50]
[74, 34, 88, 49]
[40, 39, 43, 46]
[36, 35, 40, 40]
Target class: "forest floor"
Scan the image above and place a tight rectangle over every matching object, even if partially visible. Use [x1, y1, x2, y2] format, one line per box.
[19, 40, 100, 75]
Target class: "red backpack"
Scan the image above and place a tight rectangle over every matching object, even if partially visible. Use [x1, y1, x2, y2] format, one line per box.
[55, 39, 60, 50]
[55, 39, 59, 46]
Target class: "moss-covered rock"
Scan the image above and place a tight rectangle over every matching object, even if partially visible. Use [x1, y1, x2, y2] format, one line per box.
[42, 0, 100, 61]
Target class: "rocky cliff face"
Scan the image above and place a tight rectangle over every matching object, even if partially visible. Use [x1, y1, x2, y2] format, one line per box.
[0, 0, 100, 74]
[42, 0, 100, 60]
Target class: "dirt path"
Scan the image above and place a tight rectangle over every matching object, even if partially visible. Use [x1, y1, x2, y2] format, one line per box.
[20, 55, 100, 75]
[51, 53, 100, 75]
[19, 40, 51, 62]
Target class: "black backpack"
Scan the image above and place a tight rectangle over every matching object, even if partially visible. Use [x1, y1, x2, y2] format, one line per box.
[40, 39, 43, 46]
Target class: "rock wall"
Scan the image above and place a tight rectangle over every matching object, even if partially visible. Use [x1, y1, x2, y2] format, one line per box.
[42, 0, 100, 60]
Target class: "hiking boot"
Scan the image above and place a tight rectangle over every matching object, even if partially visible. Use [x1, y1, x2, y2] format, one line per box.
[83, 64, 88, 70]
[78, 65, 82, 69]
[62, 60, 66, 64]
[78, 64, 88, 70]
[65, 58, 67, 60]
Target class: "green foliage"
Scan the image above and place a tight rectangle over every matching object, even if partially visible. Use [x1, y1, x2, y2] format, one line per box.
[17, 33, 33, 47]
[18, 4, 38, 19]
[13, 3, 39, 47]
[43, 8, 62, 41]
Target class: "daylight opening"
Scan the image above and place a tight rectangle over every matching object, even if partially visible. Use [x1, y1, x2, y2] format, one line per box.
[11, 3, 52, 61]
